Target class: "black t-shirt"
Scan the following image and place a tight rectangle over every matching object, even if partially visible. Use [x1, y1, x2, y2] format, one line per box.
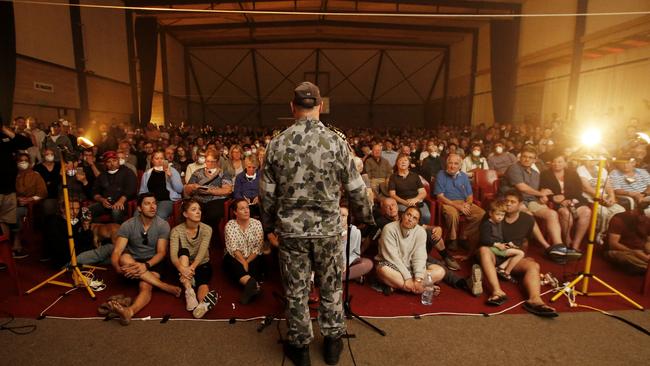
[388, 171, 422, 200]
[34, 162, 62, 199]
[502, 213, 535, 248]
[148, 170, 170, 202]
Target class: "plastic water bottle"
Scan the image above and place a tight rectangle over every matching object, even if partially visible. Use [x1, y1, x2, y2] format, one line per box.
[421, 273, 435, 305]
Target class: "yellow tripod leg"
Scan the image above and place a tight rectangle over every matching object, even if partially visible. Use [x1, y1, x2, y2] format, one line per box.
[26, 267, 69, 294]
[73, 266, 96, 299]
[551, 273, 584, 303]
[590, 275, 643, 310]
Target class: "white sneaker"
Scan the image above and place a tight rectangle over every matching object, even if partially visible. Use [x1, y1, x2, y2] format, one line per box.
[192, 302, 209, 319]
[185, 288, 199, 311]
[193, 290, 217, 319]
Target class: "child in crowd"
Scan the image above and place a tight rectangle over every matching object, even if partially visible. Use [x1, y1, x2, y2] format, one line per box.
[479, 201, 524, 282]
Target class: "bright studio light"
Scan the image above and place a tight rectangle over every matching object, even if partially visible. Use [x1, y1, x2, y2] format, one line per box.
[581, 128, 602, 147]
[637, 132, 650, 144]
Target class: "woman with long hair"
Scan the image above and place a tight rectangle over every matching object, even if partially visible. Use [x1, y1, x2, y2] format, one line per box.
[170, 199, 217, 318]
[387, 153, 430, 224]
[138, 150, 184, 220]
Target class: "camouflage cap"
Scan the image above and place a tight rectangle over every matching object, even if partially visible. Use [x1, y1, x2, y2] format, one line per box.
[293, 81, 322, 108]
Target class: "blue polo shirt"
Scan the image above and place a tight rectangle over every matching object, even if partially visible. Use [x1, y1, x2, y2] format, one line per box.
[434, 170, 473, 200]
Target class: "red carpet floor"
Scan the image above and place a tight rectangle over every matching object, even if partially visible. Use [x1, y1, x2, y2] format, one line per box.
[1, 242, 648, 321]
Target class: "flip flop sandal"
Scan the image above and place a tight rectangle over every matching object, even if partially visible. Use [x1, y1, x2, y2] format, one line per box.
[486, 294, 508, 306]
[523, 302, 558, 318]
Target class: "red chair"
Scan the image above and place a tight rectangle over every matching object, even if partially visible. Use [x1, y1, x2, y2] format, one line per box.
[0, 231, 21, 295]
[643, 265, 650, 295]
[473, 169, 499, 207]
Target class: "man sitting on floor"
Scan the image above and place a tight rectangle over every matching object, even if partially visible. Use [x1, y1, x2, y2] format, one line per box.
[107, 193, 181, 325]
[375, 206, 446, 295]
[477, 190, 558, 317]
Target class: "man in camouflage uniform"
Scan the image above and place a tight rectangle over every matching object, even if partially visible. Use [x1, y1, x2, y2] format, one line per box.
[261, 82, 374, 366]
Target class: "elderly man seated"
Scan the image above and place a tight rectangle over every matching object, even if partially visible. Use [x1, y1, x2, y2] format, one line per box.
[364, 143, 393, 198]
[374, 206, 446, 295]
[609, 156, 650, 210]
[434, 153, 485, 251]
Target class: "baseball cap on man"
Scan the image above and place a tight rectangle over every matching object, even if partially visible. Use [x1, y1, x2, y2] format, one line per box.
[293, 81, 322, 108]
[102, 151, 118, 161]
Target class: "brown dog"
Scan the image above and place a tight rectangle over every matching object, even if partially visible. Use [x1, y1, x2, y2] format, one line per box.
[90, 223, 120, 248]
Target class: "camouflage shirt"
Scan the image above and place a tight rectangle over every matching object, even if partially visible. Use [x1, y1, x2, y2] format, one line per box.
[260, 117, 374, 238]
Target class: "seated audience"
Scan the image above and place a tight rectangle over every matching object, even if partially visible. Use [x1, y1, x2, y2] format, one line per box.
[43, 199, 96, 266]
[184, 149, 233, 235]
[185, 148, 206, 181]
[339, 206, 373, 281]
[479, 201, 524, 283]
[477, 190, 558, 317]
[169, 199, 217, 318]
[13, 153, 47, 258]
[388, 153, 430, 225]
[117, 149, 137, 175]
[90, 151, 137, 223]
[499, 145, 572, 259]
[419, 141, 443, 182]
[382, 139, 399, 167]
[604, 203, 650, 274]
[460, 143, 489, 178]
[609, 156, 650, 209]
[138, 150, 183, 220]
[364, 143, 393, 197]
[434, 153, 485, 250]
[488, 141, 517, 176]
[33, 147, 62, 217]
[42, 120, 73, 162]
[375, 207, 446, 295]
[107, 193, 181, 325]
[224, 199, 264, 304]
[576, 157, 625, 244]
[63, 159, 92, 201]
[539, 153, 591, 257]
[174, 145, 193, 182]
[233, 157, 261, 217]
[222, 144, 244, 178]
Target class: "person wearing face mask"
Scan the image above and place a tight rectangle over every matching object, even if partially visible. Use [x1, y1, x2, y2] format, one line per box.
[41, 121, 73, 162]
[420, 142, 443, 183]
[33, 147, 62, 217]
[13, 153, 47, 259]
[184, 149, 233, 242]
[185, 148, 207, 182]
[233, 157, 261, 218]
[90, 151, 137, 224]
[174, 145, 193, 181]
[487, 141, 517, 176]
[138, 150, 184, 220]
[460, 143, 489, 179]
[117, 150, 137, 175]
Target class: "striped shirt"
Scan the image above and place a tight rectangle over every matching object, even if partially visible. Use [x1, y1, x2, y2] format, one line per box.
[609, 168, 650, 193]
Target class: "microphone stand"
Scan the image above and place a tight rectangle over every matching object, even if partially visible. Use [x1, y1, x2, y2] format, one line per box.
[343, 224, 386, 336]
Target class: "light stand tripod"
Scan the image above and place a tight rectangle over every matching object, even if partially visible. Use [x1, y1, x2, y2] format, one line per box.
[26, 138, 103, 299]
[343, 224, 386, 336]
[550, 158, 643, 310]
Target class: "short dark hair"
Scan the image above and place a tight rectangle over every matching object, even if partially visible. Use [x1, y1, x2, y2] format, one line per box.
[503, 189, 523, 203]
[181, 198, 200, 213]
[137, 192, 156, 206]
[403, 206, 421, 220]
[521, 144, 537, 156]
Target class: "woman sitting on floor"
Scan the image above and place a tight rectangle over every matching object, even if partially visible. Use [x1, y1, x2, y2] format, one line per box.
[170, 199, 217, 318]
[224, 199, 265, 304]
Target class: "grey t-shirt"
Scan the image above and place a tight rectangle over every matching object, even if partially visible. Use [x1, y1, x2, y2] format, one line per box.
[500, 162, 540, 203]
[117, 214, 170, 260]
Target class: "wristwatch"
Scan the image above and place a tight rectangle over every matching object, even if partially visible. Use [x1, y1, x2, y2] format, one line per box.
[415, 278, 423, 283]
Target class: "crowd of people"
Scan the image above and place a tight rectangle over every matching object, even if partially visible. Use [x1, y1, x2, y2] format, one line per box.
[1, 102, 649, 362]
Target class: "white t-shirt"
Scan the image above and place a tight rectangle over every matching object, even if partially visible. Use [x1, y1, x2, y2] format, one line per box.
[576, 165, 609, 201]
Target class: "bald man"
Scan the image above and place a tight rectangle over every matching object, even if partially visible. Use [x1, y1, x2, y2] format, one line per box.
[434, 154, 485, 251]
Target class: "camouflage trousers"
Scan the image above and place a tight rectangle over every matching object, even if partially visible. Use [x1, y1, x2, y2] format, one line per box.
[279, 236, 345, 346]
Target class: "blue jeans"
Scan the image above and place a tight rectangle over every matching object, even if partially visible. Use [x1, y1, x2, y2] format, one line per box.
[76, 244, 114, 265]
[89, 203, 127, 223]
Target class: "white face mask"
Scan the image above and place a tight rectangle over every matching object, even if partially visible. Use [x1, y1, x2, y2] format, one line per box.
[197, 156, 206, 165]
[431, 152, 440, 158]
[153, 166, 164, 171]
[206, 168, 217, 175]
[119, 158, 126, 166]
[17, 161, 29, 170]
[495, 146, 504, 154]
[251, 148, 257, 154]
[472, 150, 481, 157]
[66, 169, 76, 177]
[438, 145, 444, 152]
[243, 151, 252, 157]
[245, 172, 256, 179]
[70, 217, 79, 226]
[107, 169, 119, 175]
[223, 149, 228, 156]
[44, 154, 55, 162]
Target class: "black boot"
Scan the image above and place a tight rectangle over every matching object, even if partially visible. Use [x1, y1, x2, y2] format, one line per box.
[284, 343, 310, 366]
[323, 336, 343, 365]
